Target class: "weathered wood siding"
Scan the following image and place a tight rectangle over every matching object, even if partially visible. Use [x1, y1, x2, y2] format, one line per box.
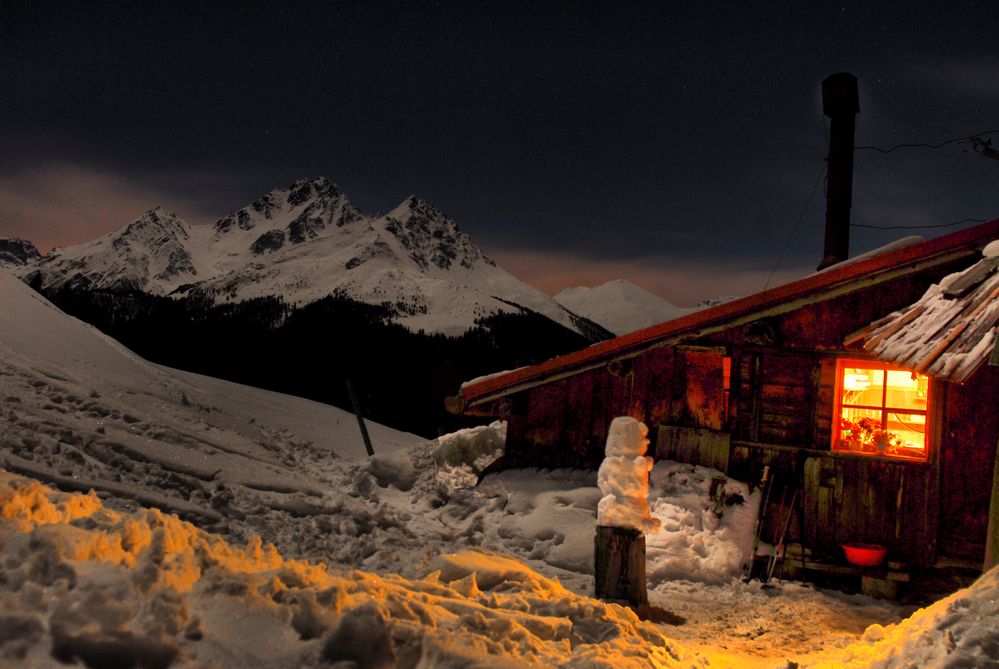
[505, 347, 730, 468]
[732, 351, 820, 447]
[727, 443, 938, 566]
[937, 366, 999, 560]
[656, 425, 730, 472]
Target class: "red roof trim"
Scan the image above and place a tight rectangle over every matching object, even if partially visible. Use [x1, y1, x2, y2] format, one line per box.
[459, 218, 999, 408]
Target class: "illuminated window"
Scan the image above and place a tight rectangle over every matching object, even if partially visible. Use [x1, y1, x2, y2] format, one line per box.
[832, 359, 929, 460]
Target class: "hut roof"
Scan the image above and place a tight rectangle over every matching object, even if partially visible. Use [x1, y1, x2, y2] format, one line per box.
[455, 219, 999, 413]
[849, 241, 999, 382]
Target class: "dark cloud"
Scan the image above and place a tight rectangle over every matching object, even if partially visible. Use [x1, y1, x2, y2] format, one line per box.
[1, 1, 998, 302]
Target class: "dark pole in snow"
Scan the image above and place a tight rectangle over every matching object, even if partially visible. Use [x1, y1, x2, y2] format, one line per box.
[346, 378, 375, 457]
[817, 72, 859, 270]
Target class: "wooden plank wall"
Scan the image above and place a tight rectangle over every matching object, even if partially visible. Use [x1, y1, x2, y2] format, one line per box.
[937, 366, 999, 561]
[729, 443, 937, 566]
[732, 351, 818, 447]
[726, 348, 940, 566]
[505, 348, 680, 468]
[656, 425, 731, 472]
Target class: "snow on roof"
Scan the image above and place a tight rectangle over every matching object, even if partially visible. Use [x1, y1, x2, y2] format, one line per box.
[853, 242, 999, 382]
[815, 235, 925, 274]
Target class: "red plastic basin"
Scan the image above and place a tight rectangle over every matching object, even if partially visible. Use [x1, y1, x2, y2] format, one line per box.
[841, 543, 887, 567]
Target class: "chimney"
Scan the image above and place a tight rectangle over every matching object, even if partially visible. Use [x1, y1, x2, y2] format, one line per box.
[817, 73, 859, 270]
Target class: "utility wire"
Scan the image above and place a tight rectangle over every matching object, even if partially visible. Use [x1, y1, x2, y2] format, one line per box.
[764, 163, 827, 290]
[851, 217, 987, 231]
[855, 128, 999, 154]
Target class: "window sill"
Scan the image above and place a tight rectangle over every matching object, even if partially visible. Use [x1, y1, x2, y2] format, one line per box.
[732, 440, 932, 465]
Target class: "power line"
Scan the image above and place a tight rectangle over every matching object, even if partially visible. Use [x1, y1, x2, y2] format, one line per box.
[765, 163, 827, 290]
[855, 128, 999, 154]
[851, 217, 988, 231]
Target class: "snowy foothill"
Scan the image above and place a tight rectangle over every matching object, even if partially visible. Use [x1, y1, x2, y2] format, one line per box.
[554, 280, 697, 336]
[3, 268, 999, 667]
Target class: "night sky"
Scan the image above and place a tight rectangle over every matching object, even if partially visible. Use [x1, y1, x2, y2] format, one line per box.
[2, 1, 998, 304]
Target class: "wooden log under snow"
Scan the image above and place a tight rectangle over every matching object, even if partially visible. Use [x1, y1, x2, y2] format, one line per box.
[594, 525, 648, 605]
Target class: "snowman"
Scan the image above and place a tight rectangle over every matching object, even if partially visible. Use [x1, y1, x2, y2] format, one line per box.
[597, 416, 661, 534]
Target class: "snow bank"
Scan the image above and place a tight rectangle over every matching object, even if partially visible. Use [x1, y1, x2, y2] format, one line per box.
[431, 420, 505, 469]
[0, 471, 694, 668]
[429, 420, 506, 493]
[806, 564, 999, 668]
[596, 417, 661, 534]
[646, 461, 755, 585]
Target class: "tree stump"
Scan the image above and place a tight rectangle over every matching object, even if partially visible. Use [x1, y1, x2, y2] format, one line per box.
[594, 525, 648, 605]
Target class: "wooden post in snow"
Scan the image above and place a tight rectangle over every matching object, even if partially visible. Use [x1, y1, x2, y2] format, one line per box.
[593, 417, 658, 606]
[595, 526, 648, 605]
[984, 438, 999, 572]
[345, 379, 375, 457]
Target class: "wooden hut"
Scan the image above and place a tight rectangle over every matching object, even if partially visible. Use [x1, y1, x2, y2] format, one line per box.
[450, 219, 999, 593]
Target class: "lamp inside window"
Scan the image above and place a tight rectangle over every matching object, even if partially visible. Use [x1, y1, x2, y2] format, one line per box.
[833, 359, 929, 460]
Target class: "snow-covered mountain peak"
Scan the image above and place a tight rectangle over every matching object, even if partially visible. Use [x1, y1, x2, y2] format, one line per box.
[214, 177, 364, 255]
[382, 196, 493, 271]
[0, 237, 41, 268]
[122, 207, 189, 240]
[213, 177, 362, 247]
[554, 279, 695, 335]
[23, 208, 199, 294]
[19, 178, 592, 336]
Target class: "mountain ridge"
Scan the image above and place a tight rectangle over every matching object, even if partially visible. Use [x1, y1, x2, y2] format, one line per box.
[19, 177, 600, 338]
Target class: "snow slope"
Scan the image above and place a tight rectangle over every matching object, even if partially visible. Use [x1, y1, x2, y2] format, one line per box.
[20, 178, 591, 336]
[0, 268, 422, 520]
[555, 280, 695, 335]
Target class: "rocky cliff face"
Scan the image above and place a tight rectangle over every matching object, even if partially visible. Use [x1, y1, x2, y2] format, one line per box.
[0, 238, 41, 268]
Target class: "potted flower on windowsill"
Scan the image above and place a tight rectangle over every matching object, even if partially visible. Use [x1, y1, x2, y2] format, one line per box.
[838, 417, 901, 454]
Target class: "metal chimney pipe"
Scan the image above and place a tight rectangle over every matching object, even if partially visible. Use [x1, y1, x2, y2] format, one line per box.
[817, 73, 859, 270]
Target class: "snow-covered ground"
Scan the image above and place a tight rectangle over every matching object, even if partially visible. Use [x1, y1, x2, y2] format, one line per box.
[3, 269, 998, 667]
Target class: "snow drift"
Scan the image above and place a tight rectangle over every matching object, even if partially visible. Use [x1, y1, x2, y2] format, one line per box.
[0, 471, 691, 668]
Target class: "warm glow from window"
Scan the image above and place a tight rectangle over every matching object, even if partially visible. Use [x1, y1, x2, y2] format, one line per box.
[833, 359, 929, 460]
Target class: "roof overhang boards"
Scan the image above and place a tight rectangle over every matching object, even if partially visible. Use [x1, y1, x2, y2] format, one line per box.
[852, 250, 999, 383]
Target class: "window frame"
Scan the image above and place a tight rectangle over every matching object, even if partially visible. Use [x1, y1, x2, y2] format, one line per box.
[831, 357, 931, 460]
